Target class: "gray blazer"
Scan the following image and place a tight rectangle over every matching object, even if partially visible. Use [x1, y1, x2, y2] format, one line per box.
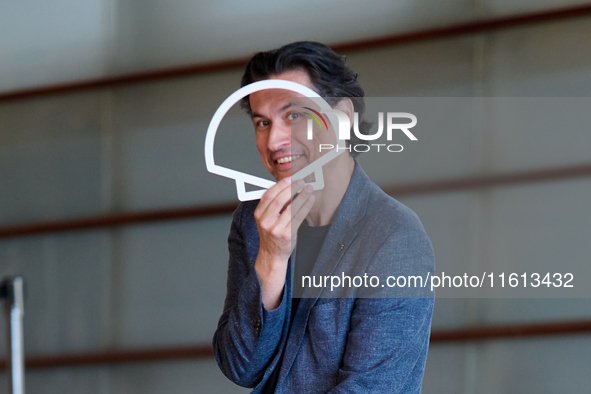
[213, 162, 435, 393]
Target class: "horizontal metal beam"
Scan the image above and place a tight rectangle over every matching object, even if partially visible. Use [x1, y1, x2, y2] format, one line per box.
[381, 163, 591, 197]
[0, 202, 239, 239]
[430, 319, 591, 342]
[0, 162, 589, 239]
[331, 3, 591, 53]
[0, 319, 589, 370]
[2, 3, 591, 102]
[0, 347, 214, 370]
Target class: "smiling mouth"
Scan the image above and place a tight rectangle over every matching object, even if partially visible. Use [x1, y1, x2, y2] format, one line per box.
[276, 155, 301, 164]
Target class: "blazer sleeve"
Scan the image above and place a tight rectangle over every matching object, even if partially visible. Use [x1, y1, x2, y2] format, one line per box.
[329, 226, 435, 393]
[212, 203, 288, 388]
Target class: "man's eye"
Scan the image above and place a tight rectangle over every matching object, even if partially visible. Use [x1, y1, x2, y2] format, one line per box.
[257, 120, 270, 127]
[288, 113, 301, 120]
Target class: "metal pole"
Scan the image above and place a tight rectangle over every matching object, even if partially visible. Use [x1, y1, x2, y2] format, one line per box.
[2, 276, 25, 394]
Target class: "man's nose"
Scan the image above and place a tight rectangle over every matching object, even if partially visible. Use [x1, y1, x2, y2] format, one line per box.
[267, 121, 291, 151]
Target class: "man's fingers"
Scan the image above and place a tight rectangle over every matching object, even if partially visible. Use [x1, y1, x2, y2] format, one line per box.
[262, 179, 305, 217]
[288, 184, 312, 218]
[255, 177, 292, 218]
[274, 184, 315, 231]
[291, 186, 316, 230]
[267, 180, 300, 217]
[256, 179, 315, 243]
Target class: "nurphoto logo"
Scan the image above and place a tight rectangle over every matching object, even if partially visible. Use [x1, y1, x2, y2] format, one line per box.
[303, 107, 418, 153]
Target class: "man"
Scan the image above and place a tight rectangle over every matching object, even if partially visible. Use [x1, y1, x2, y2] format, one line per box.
[213, 41, 434, 393]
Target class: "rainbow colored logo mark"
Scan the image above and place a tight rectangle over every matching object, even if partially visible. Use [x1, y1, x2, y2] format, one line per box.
[302, 107, 328, 130]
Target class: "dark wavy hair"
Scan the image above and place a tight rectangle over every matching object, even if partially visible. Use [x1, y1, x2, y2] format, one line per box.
[240, 41, 371, 157]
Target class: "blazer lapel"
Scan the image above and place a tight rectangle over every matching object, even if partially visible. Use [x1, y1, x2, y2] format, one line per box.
[276, 161, 372, 387]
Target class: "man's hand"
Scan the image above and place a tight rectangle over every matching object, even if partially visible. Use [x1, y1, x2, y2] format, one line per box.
[254, 178, 315, 310]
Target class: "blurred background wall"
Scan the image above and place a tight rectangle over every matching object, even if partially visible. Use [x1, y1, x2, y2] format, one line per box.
[1, 0, 591, 393]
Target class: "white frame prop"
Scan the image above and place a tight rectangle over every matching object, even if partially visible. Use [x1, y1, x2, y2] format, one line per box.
[204, 79, 347, 201]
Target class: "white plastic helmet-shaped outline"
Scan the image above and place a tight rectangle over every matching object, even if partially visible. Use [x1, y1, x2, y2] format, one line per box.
[205, 79, 347, 201]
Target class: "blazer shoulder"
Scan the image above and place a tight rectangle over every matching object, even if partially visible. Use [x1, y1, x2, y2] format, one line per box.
[362, 184, 435, 279]
[364, 183, 426, 236]
[229, 200, 260, 248]
[232, 200, 259, 225]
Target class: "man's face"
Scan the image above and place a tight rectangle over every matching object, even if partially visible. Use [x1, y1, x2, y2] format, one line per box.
[249, 69, 338, 181]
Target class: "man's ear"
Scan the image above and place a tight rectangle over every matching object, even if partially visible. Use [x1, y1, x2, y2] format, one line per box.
[334, 98, 354, 125]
